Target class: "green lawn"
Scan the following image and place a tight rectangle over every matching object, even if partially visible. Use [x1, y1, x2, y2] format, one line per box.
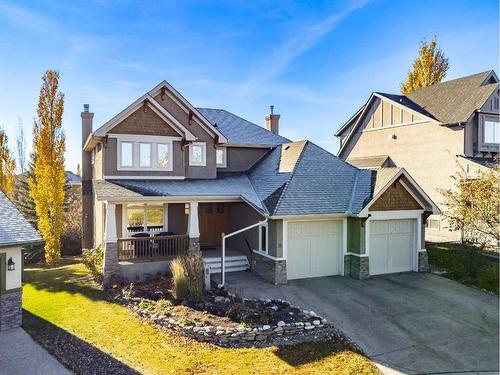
[427, 243, 499, 295]
[23, 258, 379, 375]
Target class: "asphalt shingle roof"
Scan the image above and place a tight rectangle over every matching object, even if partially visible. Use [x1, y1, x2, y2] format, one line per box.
[406, 71, 498, 124]
[197, 108, 290, 146]
[0, 191, 42, 248]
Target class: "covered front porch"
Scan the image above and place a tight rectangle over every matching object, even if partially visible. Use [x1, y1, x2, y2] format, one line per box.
[101, 198, 264, 283]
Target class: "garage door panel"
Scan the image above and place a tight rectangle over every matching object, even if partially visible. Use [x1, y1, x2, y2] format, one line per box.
[369, 219, 415, 275]
[287, 221, 341, 280]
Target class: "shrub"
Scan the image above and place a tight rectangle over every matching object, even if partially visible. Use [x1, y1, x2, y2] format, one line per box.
[477, 265, 499, 295]
[170, 255, 204, 302]
[82, 245, 104, 282]
[155, 299, 173, 312]
[138, 299, 156, 311]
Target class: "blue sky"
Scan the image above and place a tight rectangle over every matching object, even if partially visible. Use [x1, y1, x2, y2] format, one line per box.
[0, 0, 498, 172]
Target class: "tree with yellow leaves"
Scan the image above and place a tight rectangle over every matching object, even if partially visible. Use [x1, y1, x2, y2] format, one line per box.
[29, 70, 66, 265]
[401, 38, 450, 95]
[0, 127, 16, 198]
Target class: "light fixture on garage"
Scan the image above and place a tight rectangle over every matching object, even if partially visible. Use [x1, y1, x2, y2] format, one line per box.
[7, 257, 15, 271]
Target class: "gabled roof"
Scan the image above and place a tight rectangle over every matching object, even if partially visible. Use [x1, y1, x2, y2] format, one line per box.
[347, 155, 390, 169]
[248, 141, 373, 216]
[197, 108, 290, 146]
[0, 191, 42, 248]
[406, 70, 499, 124]
[65, 171, 81, 185]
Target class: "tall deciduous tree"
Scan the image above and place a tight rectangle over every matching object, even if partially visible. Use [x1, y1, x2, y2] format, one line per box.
[401, 38, 450, 95]
[440, 164, 500, 246]
[0, 126, 16, 198]
[29, 70, 66, 265]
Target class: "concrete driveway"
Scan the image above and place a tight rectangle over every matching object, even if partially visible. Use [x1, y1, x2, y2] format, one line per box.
[225, 272, 499, 374]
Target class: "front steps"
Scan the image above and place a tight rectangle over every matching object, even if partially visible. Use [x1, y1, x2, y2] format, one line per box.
[203, 254, 250, 274]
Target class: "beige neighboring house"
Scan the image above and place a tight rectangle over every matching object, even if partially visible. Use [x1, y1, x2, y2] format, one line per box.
[336, 70, 500, 242]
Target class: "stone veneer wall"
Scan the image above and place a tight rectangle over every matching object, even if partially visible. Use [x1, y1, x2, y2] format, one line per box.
[251, 252, 287, 285]
[418, 250, 429, 273]
[0, 291, 22, 331]
[103, 242, 120, 287]
[344, 255, 369, 280]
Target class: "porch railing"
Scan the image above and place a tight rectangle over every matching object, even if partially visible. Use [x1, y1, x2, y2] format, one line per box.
[117, 234, 190, 261]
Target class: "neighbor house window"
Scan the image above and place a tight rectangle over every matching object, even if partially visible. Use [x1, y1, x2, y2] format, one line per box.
[216, 148, 226, 168]
[483, 119, 500, 144]
[126, 204, 165, 234]
[120, 142, 133, 167]
[426, 219, 440, 230]
[189, 142, 206, 166]
[157, 143, 171, 169]
[259, 223, 268, 253]
[139, 143, 152, 167]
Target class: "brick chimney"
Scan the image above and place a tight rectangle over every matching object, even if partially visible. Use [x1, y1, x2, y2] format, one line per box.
[81, 104, 94, 249]
[265, 105, 280, 135]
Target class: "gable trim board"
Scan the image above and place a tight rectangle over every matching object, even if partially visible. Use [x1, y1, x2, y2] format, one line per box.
[338, 92, 440, 157]
[148, 81, 228, 143]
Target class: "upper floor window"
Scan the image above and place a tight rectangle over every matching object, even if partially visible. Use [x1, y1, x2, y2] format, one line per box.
[118, 138, 173, 170]
[189, 142, 206, 166]
[216, 147, 226, 168]
[120, 142, 133, 167]
[484, 118, 500, 144]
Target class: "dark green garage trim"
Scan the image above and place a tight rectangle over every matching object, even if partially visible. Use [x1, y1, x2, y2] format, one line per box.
[347, 217, 363, 254]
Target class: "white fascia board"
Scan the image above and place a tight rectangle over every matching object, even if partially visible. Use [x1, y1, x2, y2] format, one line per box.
[149, 81, 228, 143]
[225, 143, 276, 149]
[100, 195, 244, 203]
[335, 104, 365, 138]
[269, 213, 350, 220]
[107, 134, 183, 142]
[103, 175, 185, 180]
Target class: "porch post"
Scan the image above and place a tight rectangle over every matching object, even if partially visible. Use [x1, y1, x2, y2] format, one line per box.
[187, 201, 201, 255]
[103, 202, 119, 286]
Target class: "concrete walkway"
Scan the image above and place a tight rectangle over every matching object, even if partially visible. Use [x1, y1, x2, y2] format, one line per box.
[225, 271, 499, 375]
[0, 328, 71, 375]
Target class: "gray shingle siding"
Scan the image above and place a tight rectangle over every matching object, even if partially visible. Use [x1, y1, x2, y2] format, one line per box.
[0, 191, 42, 248]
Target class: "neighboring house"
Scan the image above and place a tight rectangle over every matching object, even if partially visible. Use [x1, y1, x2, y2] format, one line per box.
[81, 81, 439, 286]
[65, 171, 82, 187]
[0, 191, 42, 330]
[336, 70, 500, 242]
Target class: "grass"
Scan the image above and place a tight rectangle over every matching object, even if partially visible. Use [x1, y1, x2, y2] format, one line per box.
[427, 243, 499, 295]
[23, 258, 379, 375]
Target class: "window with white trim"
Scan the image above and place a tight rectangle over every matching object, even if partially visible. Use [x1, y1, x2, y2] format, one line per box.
[120, 142, 133, 167]
[483, 118, 500, 144]
[117, 139, 173, 170]
[139, 143, 152, 167]
[216, 147, 226, 168]
[189, 142, 206, 166]
[258, 223, 268, 253]
[125, 204, 165, 234]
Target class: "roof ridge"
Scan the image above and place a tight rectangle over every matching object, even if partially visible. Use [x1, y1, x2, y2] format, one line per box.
[347, 169, 361, 214]
[272, 141, 309, 215]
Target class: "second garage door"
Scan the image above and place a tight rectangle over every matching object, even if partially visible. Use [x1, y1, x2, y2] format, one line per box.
[369, 219, 416, 275]
[287, 220, 342, 280]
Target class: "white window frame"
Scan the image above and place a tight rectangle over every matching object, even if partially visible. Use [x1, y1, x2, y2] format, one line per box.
[139, 142, 152, 168]
[123, 203, 167, 236]
[216, 147, 227, 168]
[482, 116, 500, 145]
[258, 222, 269, 254]
[189, 142, 207, 167]
[116, 136, 175, 171]
[119, 141, 134, 168]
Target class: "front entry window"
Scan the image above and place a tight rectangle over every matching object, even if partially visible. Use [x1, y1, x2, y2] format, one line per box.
[126, 204, 165, 234]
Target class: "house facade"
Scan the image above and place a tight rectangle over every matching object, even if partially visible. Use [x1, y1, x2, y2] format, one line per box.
[82, 81, 439, 286]
[0, 191, 42, 330]
[336, 71, 499, 242]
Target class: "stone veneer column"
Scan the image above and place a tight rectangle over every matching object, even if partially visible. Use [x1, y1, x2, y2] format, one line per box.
[251, 252, 287, 285]
[346, 255, 370, 280]
[103, 202, 120, 286]
[0, 291, 22, 331]
[418, 250, 429, 273]
[187, 202, 201, 255]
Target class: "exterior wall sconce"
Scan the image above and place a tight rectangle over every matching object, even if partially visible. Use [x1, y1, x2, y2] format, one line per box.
[7, 257, 15, 271]
[184, 203, 190, 215]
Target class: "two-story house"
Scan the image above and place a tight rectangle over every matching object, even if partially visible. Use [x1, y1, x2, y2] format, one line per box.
[335, 70, 499, 242]
[82, 80, 439, 286]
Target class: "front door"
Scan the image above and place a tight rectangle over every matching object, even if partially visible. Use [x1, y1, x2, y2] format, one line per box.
[199, 203, 227, 248]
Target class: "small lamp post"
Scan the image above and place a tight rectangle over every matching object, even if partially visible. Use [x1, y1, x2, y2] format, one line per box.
[7, 257, 15, 271]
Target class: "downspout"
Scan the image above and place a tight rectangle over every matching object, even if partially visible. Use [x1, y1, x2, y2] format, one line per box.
[220, 218, 268, 288]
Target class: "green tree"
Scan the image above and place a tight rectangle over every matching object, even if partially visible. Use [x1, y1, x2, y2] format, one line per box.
[29, 70, 66, 265]
[0, 126, 16, 198]
[440, 164, 500, 246]
[401, 37, 450, 95]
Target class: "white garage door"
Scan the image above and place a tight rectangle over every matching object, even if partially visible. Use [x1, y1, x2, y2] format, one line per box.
[369, 219, 416, 275]
[287, 220, 342, 280]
